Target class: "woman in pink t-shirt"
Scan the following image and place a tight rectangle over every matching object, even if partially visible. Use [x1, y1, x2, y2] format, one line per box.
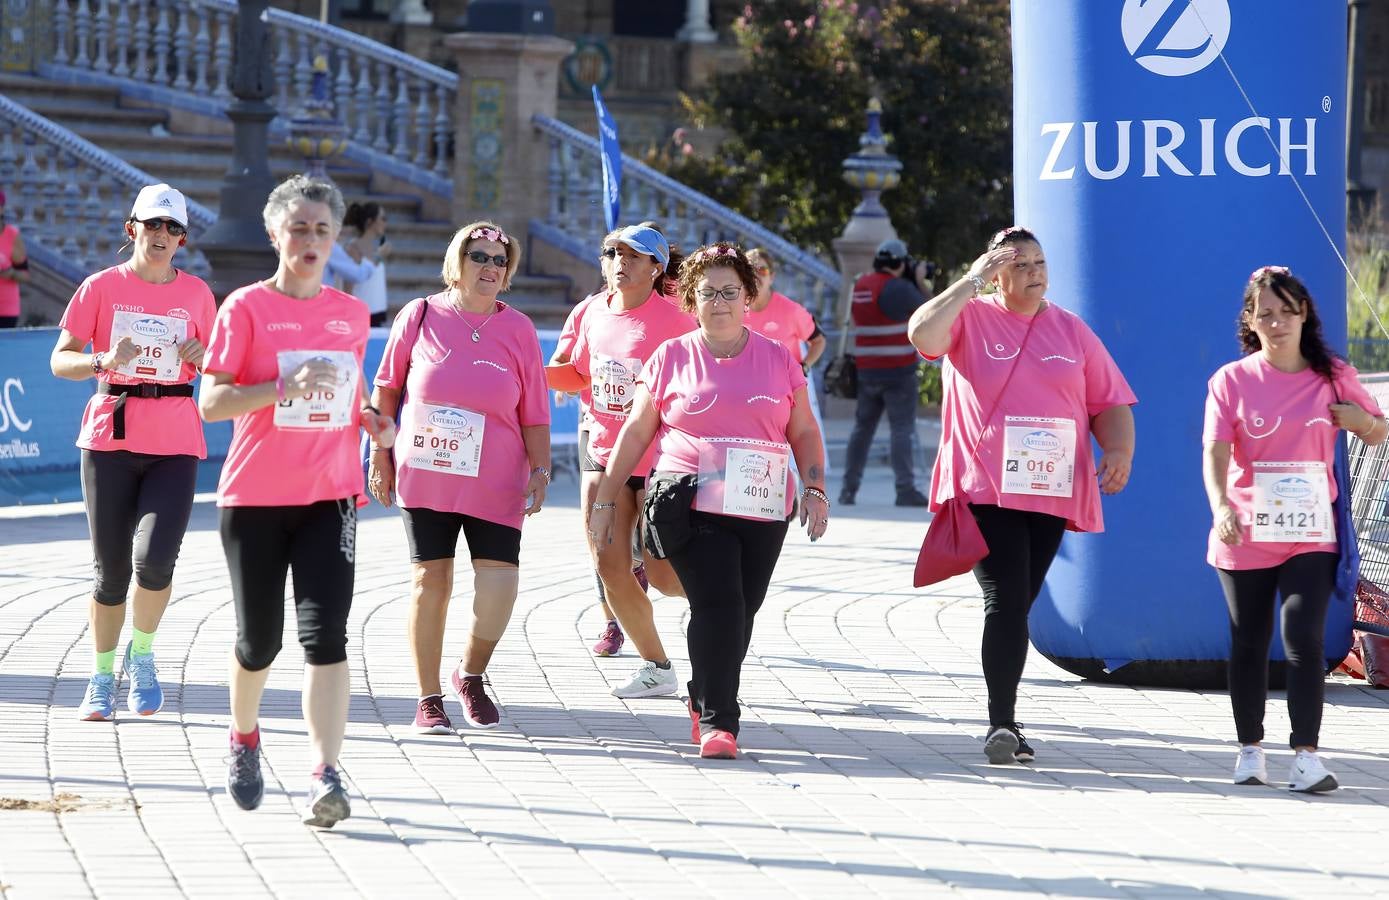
[908, 226, 1137, 766]
[745, 248, 826, 370]
[589, 243, 830, 759]
[554, 224, 695, 700]
[1203, 266, 1385, 793]
[0, 189, 29, 328]
[367, 222, 551, 735]
[49, 183, 214, 724]
[199, 176, 396, 830]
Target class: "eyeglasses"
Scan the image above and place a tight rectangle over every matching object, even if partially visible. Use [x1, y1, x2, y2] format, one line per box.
[696, 286, 744, 305]
[139, 218, 187, 237]
[466, 249, 508, 267]
[600, 247, 618, 259]
[753, 266, 771, 276]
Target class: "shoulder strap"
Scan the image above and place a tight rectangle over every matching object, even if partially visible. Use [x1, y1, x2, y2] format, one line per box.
[399, 297, 429, 399]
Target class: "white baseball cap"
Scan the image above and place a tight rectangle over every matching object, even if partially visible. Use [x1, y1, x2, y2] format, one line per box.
[130, 184, 189, 228]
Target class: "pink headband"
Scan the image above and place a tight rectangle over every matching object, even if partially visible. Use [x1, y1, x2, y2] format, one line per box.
[1250, 265, 1290, 281]
[695, 245, 738, 262]
[469, 227, 509, 245]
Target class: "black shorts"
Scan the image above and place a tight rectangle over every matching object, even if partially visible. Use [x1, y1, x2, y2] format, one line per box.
[400, 506, 521, 565]
[579, 429, 647, 490]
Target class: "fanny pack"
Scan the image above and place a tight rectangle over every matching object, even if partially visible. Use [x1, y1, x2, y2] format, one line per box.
[97, 381, 195, 440]
[642, 472, 699, 559]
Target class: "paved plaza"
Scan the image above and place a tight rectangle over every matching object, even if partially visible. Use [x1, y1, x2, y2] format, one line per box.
[4, 468, 1389, 899]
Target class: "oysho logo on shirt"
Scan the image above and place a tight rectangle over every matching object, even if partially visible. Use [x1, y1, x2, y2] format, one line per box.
[325, 319, 352, 335]
[267, 322, 302, 332]
[111, 304, 145, 313]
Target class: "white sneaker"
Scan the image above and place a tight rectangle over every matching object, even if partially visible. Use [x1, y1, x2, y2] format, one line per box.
[1288, 749, 1338, 793]
[611, 660, 678, 698]
[1232, 745, 1267, 785]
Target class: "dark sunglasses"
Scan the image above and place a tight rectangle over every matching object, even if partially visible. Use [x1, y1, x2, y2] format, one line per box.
[138, 218, 187, 237]
[467, 249, 508, 267]
[600, 247, 618, 259]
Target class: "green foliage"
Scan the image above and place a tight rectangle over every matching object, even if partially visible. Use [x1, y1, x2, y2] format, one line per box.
[1347, 231, 1389, 342]
[654, 0, 1013, 272]
[919, 360, 942, 407]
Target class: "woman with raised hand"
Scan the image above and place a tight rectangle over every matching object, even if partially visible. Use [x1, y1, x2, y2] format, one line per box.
[589, 242, 829, 759]
[200, 175, 396, 829]
[1204, 265, 1385, 793]
[368, 222, 550, 734]
[50, 184, 215, 722]
[908, 226, 1137, 766]
[554, 223, 694, 698]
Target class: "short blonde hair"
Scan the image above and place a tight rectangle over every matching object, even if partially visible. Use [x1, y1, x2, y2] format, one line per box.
[747, 248, 777, 273]
[442, 221, 521, 292]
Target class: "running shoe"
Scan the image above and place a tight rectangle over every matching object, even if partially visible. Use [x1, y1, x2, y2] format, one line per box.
[78, 673, 116, 721]
[121, 643, 164, 716]
[700, 730, 738, 759]
[838, 488, 856, 506]
[413, 695, 454, 734]
[226, 740, 264, 811]
[633, 562, 649, 592]
[687, 697, 701, 744]
[895, 489, 930, 507]
[1233, 745, 1267, 785]
[1288, 749, 1337, 793]
[611, 660, 678, 698]
[592, 620, 625, 657]
[1011, 723, 1035, 763]
[450, 670, 500, 728]
[302, 766, 352, 828]
[984, 725, 1021, 764]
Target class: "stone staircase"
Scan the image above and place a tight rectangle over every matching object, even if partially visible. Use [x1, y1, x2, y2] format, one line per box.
[0, 72, 579, 327]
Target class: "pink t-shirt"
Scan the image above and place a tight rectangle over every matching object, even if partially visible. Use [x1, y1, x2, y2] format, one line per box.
[555, 292, 603, 361]
[745, 292, 816, 364]
[1203, 356, 1380, 570]
[640, 329, 807, 519]
[375, 294, 550, 531]
[0, 225, 20, 317]
[59, 264, 216, 458]
[203, 282, 369, 507]
[570, 290, 696, 473]
[930, 296, 1137, 532]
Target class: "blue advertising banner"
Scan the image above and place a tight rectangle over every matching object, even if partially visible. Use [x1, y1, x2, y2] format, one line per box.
[593, 85, 622, 232]
[1013, 1, 1348, 682]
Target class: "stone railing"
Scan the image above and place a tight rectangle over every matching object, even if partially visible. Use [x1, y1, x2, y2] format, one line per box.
[0, 94, 213, 282]
[42, 0, 456, 192]
[531, 114, 841, 321]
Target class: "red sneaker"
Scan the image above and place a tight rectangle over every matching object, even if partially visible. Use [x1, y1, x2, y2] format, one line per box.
[450, 670, 500, 729]
[700, 729, 737, 759]
[413, 695, 454, 735]
[592, 620, 625, 657]
[687, 697, 700, 744]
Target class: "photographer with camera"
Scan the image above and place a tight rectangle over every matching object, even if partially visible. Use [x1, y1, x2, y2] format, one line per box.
[839, 238, 933, 506]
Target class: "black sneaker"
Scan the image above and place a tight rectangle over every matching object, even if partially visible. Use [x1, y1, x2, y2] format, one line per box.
[838, 488, 857, 506]
[302, 766, 352, 829]
[226, 741, 264, 811]
[895, 489, 930, 507]
[984, 725, 1020, 764]
[1012, 724, 1035, 763]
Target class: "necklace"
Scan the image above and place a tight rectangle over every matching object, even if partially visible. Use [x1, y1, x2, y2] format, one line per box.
[700, 328, 747, 359]
[453, 292, 499, 342]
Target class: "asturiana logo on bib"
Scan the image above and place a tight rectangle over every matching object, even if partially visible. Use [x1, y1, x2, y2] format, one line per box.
[1022, 430, 1061, 453]
[1121, 0, 1230, 78]
[428, 409, 470, 431]
[1273, 476, 1314, 500]
[325, 319, 352, 335]
[131, 318, 169, 339]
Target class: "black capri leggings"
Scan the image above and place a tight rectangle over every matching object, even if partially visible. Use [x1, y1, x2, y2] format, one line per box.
[665, 510, 789, 737]
[969, 504, 1068, 729]
[80, 449, 199, 606]
[1217, 551, 1336, 749]
[219, 499, 358, 671]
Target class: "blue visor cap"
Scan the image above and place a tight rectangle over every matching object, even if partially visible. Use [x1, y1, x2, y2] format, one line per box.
[615, 225, 670, 270]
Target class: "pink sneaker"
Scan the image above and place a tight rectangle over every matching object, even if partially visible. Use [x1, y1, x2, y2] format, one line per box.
[633, 562, 648, 592]
[592, 620, 625, 657]
[413, 695, 454, 735]
[450, 670, 500, 729]
[687, 698, 701, 744]
[700, 729, 737, 759]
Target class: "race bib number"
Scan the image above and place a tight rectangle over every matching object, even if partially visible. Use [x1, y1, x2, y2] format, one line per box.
[695, 438, 790, 521]
[591, 355, 641, 418]
[1002, 416, 1077, 498]
[272, 350, 358, 429]
[110, 311, 187, 382]
[402, 402, 485, 477]
[1251, 461, 1335, 543]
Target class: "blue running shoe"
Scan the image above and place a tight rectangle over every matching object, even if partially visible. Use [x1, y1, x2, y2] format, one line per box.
[302, 766, 351, 828]
[121, 643, 164, 716]
[78, 673, 116, 721]
[226, 740, 264, 811]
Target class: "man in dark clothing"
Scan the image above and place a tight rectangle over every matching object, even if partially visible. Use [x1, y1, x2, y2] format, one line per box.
[840, 238, 932, 506]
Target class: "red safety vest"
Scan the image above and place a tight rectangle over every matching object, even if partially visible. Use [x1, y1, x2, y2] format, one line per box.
[850, 270, 917, 369]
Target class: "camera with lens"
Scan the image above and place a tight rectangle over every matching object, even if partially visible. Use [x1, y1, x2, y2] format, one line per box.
[902, 257, 939, 283]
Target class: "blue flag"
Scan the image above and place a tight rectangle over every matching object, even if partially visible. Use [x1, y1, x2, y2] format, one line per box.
[593, 85, 622, 231]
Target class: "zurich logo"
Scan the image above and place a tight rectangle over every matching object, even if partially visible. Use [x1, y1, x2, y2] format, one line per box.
[428, 409, 469, 431]
[1272, 477, 1313, 501]
[131, 318, 169, 339]
[1121, 0, 1230, 78]
[1022, 430, 1061, 453]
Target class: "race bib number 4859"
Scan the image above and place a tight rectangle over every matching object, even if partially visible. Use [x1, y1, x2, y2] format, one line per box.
[402, 402, 486, 477]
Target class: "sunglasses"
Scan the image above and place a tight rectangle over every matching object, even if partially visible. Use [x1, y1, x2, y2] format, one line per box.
[139, 218, 187, 237]
[600, 247, 618, 259]
[466, 249, 508, 267]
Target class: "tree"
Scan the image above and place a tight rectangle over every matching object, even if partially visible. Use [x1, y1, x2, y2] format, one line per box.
[656, 0, 1013, 272]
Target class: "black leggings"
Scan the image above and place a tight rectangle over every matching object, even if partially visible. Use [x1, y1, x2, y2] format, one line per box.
[666, 511, 788, 737]
[969, 504, 1068, 728]
[1217, 552, 1336, 748]
[219, 499, 358, 671]
[80, 449, 198, 606]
